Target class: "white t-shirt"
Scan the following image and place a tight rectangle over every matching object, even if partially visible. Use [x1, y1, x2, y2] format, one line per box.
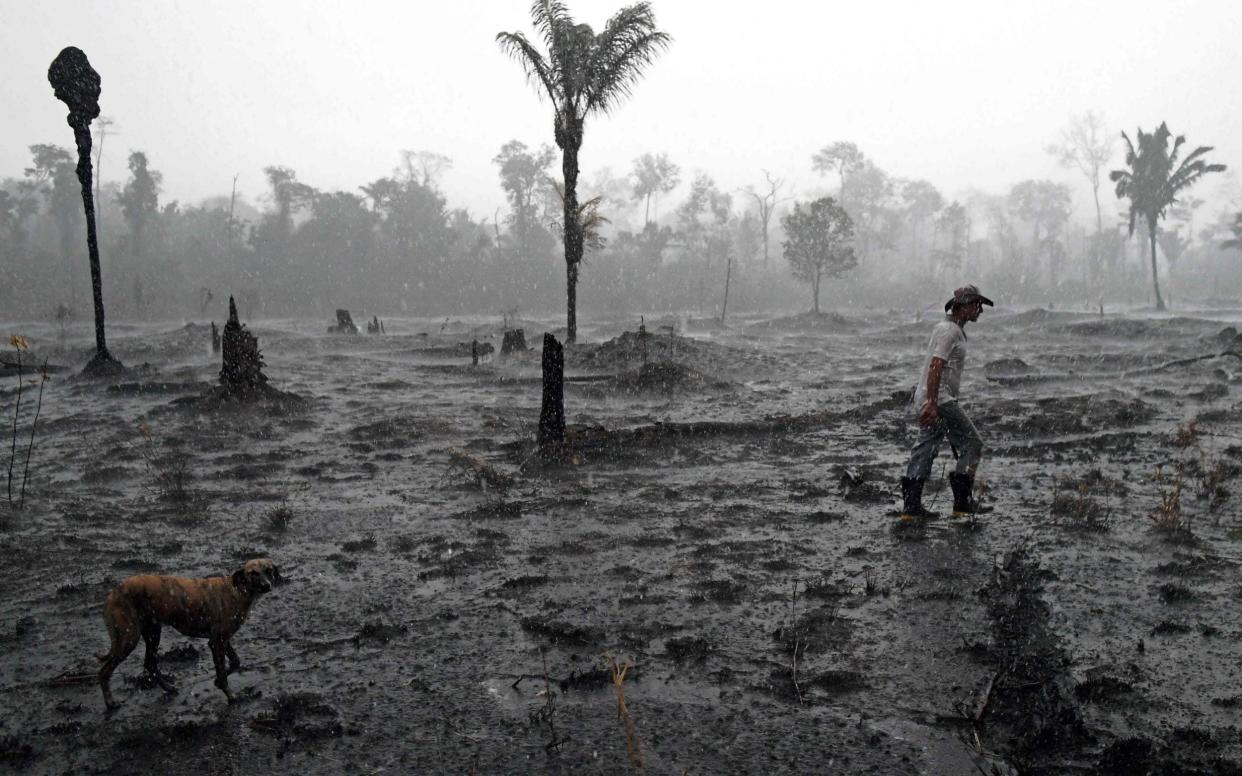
[913, 319, 967, 406]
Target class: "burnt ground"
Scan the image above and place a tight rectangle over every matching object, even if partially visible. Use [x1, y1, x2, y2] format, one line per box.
[2, 307, 1242, 774]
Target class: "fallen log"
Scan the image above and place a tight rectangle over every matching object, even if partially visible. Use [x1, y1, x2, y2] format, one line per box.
[1122, 349, 1242, 377]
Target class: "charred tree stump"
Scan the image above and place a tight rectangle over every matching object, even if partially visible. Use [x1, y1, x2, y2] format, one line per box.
[211, 321, 221, 353]
[501, 329, 527, 356]
[638, 317, 649, 367]
[538, 333, 565, 460]
[330, 309, 359, 334]
[219, 296, 268, 395]
[49, 47, 122, 377]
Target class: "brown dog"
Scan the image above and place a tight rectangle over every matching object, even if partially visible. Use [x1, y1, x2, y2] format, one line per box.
[97, 558, 281, 710]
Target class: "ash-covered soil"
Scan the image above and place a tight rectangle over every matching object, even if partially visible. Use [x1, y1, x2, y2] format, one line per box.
[2, 306, 1242, 774]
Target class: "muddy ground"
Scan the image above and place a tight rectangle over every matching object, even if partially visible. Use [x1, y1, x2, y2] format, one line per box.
[2, 306, 1242, 775]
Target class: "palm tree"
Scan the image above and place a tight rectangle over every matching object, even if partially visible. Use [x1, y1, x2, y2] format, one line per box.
[498, 1, 669, 343]
[1110, 122, 1225, 310]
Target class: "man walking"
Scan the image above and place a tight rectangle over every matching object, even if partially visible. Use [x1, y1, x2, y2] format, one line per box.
[900, 285, 993, 520]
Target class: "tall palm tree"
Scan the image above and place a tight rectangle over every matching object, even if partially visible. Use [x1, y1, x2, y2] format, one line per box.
[498, 1, 669, 343]
[1110, 122, 1225, 311]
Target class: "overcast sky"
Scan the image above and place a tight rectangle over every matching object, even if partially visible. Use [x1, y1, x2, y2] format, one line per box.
[4, 0, 1240, 225]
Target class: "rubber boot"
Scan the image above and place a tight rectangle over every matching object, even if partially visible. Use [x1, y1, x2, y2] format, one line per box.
[948, 472, 993, 517]
[900, 477, 936, 521]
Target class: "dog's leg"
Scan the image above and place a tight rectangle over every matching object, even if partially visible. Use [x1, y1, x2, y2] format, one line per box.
[208, 638, 234, 703]
[99, 595, 141, 711]
[225, 642, 242, 675]
[140, 621, 177, 694]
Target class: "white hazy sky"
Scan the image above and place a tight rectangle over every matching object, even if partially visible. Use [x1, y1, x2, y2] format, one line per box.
[4, 0, 1240, 223]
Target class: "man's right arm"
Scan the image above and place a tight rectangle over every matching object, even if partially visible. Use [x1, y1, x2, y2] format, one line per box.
[919, 357, 946, 426]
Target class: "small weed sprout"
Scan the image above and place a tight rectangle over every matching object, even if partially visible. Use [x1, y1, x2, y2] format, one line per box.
[1150, 464, 1188, 535]
[802, 576, 844, 599]
[264, 501, 295, 532]
[5, 335, 49, 509]
[528, 648, 567, 754]
[1173, 420, 1201, 448]
[137, 422, 203, 512]
[1049, 482, 1113, 532]
[1193, 451, 1235, 514]
[863, 569, 879, 596]
[6, 335, 26, 505]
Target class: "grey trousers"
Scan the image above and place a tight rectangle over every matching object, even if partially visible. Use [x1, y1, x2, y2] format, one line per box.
[905, 401, 983, 480]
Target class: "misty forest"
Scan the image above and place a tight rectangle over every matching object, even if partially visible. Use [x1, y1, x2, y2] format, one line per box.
[3, 1, 1242, 774]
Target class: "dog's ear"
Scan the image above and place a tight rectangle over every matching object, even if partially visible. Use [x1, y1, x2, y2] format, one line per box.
[232, 569, 247, 589]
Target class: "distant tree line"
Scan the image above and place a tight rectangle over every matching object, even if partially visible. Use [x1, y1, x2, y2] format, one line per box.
[809, 119, 1234, 310]
[2, 121, 1237, 324]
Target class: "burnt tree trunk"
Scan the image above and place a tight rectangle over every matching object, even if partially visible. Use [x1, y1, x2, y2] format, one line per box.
[49, 47, 121, 376]
[538, 333, 565, 460]
[639, 318, 649, 367]
[501, 329, 527, 355]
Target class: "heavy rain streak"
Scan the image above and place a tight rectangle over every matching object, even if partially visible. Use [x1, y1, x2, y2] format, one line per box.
[4, 1, 1242, 773]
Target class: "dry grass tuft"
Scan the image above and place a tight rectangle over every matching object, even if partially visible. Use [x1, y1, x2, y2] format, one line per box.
[264, 501, 295, 532]
[1150, 464, 1189, 535]
[1190, 453, 1237, 514]
[1172, 420, 1202, 448]
[1050, 484, 1112, 532]
[137, 423, 206, 514]
[446, 447, 515, 492]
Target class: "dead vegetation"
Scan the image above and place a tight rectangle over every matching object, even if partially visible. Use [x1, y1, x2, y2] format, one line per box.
[606, 653, 644, 773]
[1050, 480, 1113, 532]
[1172, 420, 1201, 448]
[446, 447, 515, 492]
[264, 500, 295, 532]
[136, 423, 206, 514]
[1188, 452, 1237, 513]
[525, 649, 568, 755]
[4, 334, 49, 509]
[1148, 421, 1241, 535]
[976, 548, 1088, 771]
[1150, 464, 1189, 536]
